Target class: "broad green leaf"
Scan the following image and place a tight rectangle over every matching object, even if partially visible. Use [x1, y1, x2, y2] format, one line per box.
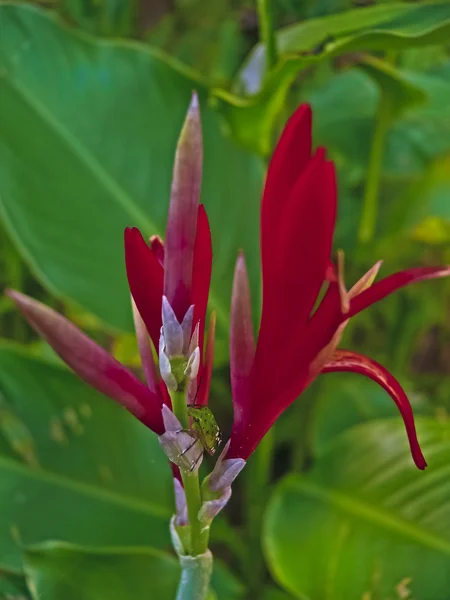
[264, 418, 450, 600]
[24, 543, 179, 600]
[0, 565, 31, 598]
[225, 2, 450, 154]
[59, 0, 135, 37]
[309, 66, 450, 178]
[0, 3, 263, 342]
[240, 2, 450, 95]
[23, 542, 245, 600]
[0, 343, 172, 569]
[391, 66, 450, 171]
[387, 154, 450, 240]
[358, 55, 426, 118]
[312, 375, 431, 455]
[263, 588, 296, 600]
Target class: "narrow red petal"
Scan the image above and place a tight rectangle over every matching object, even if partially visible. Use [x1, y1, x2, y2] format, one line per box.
[228, 383, 302, 460]
[232, 285, 342, 461]
[261, 104, 312, 271]
[192, 205, 212, 353]
[274, 154, 336, 325]
[149, 235, 165, 267]
[325, 261, 337, 282]
[321, 349, 427, 470]
[124, 227, 163, 350]
[348, 266, 450, 320]
[230, 253, 255, 433]
[8, 290, 164, 434]
[164, 93, 202, 320]
[196, 311, 216, 406]
[257, 154, 337, 393]
[131, 298, 159, 396]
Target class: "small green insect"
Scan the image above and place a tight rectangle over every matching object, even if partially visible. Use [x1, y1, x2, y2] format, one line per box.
[177, 402, 222, 472]
[187, 405, 222, 456]
[175, 377, 222, 472]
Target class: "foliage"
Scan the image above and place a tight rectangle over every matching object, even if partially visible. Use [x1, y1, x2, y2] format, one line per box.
[0, 0, 449, 598]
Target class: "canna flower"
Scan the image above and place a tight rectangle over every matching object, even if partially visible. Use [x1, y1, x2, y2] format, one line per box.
[7, 93, 214, 443]
[228, 104, 450, 470]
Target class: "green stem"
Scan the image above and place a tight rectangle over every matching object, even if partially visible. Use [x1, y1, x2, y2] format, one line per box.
[257, 0, 278, 73]
[359, 90, 393, 243]
[176, 551, 213, 600]
[171, 390, 209, 556]
[244, 429, 274, 597]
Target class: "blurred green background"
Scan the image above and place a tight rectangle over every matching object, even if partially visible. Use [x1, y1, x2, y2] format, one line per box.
[0, 0, 449, 598]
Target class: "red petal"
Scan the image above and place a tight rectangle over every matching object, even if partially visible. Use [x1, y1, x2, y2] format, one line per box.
[321, 349, 427, 470]
[325, 261, 337, 282]
[229, 284, 342, 459]
[124, 227, 163, 350]
[261, 104, 312, 273]
[348, 266, 450, 320]
[192, 205, 212, 353]
[196, 311, 216, 406]
[131, 298, 159, 396]
[8, 290, 164, 434]
[230, 253, 255, 432]
[149, 235, 165, 266]
[275, 153, 336, 326]
[164, 93, 202, 320]
[257, 153, 337, 393]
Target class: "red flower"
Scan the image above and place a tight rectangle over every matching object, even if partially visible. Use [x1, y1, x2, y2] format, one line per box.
[228, 104, 450, 470]
[8, 93, 214, 435]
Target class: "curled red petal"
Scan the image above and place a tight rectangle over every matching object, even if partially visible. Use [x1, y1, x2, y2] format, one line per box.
[8, 290, 164, 434]
[192, 204, 212, 353]
[321, 349, 427, 470]
[164, 93, 202, 320]
[124, 227, 163, 350]
[348, 266, 450, 320]
[230, 253, 255, 433]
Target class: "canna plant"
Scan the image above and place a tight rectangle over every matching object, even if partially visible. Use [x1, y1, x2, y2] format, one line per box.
[7, 94, 450, 599]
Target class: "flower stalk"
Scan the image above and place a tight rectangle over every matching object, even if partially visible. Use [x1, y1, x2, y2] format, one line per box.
[175, 551, 213, 600]
[170, 388, 210, 558]
[7, 94, 450, 600]
[359, 89, 393, 243]
[257, 0, 278, 74]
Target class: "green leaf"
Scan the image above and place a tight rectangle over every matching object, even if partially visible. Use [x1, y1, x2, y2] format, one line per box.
[263, 588, 296, 600]
[0, 3, 263, 343]
[59, 0, 136, 37]
[264, 418, 450, 600]
[225, 2, 450, 155]
[312, 375, 431, 455]
[358, 55, 426, 118]
[0, 565, 31, 598]
[24, 543, 180, 600]
[240, 2, 450, 94]
[386, 153, 450, 241]
[0, 342, 172, 569]
[23, 542, 245, 600]
[309, 66, 450, 178]
[390, 66, 450, 172]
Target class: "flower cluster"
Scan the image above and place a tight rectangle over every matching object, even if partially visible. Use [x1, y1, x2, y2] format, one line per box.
[227, 104, 449, 470]
[8, 96, 450, 537]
